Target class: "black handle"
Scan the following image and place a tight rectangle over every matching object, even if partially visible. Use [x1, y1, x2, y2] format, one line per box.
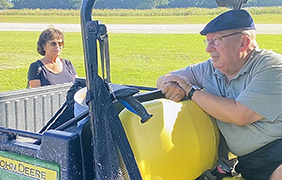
[118, 95, 153, 123]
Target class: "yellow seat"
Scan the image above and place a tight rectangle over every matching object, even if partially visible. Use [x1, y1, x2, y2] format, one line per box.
[119, 99, 221, 179]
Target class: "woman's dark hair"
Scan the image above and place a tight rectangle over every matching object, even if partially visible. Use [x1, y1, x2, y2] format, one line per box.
[37, 27, 64, 56]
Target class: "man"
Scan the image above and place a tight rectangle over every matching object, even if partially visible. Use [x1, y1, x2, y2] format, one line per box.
[157, 9, 282, 180]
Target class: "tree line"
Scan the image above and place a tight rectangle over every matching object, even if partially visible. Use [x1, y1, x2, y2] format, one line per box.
[1, 0, 282, 10]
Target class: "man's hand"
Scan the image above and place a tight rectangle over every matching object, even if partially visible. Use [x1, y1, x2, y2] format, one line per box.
[157, 74, 192, 102]
[162, 82, 186, 101]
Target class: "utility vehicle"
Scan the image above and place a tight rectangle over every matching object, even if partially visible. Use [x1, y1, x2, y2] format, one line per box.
[0, 0, 249, 179]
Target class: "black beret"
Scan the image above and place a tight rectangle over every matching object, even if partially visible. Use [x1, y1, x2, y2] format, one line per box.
[200, 9, 255, 35]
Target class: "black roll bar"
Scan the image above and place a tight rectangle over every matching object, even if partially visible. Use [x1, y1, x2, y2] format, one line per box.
[80, 0, 142, 179]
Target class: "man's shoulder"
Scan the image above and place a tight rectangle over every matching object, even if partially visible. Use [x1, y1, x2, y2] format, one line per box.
[258, 48, 282, 58]
[250, 48, 282, 67]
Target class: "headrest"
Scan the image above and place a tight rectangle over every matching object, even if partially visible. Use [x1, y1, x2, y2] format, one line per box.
[200, 9, 255, 35]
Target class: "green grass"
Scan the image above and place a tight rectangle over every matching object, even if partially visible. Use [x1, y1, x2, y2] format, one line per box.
[0, 31, 207, 91]
[1, 31, 282, 92]
[2, 14, 282, 24]
[2, 7, 282, 16]
[1, 7, 282, 92]
[0, 15, 81, 24]
[1, 7, 282, 24]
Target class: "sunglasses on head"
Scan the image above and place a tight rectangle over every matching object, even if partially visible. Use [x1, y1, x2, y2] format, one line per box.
[48, 41, 64, 47]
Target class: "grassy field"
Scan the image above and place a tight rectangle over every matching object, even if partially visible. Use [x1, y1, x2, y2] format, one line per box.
[2, 14, 282, 24]
[0, 32, 208, 91]
[1, 7, 282, 92]
[1, 31, 282, 92]
[1, 7, 282, 24]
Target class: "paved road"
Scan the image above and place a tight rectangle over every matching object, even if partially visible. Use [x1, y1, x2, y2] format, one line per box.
[1, 23, 282, 34]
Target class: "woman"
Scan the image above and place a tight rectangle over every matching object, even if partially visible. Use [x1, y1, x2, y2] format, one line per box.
[28, 27, 78, 88]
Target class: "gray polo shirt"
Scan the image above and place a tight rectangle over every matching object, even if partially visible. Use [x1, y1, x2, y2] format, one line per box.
[171, 47, 282, 156]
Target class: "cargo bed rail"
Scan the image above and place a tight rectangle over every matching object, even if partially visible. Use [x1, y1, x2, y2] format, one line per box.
[0, 83, 72, 132]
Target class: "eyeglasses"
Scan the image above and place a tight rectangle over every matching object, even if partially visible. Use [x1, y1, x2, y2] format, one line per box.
[203, 32, 245, 47]
[48, 41, 64, 47]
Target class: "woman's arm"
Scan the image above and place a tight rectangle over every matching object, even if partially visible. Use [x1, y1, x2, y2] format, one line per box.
[28, 79, 41, 88]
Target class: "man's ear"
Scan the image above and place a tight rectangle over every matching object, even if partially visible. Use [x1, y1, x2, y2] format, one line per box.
[239, 35, 250, 52]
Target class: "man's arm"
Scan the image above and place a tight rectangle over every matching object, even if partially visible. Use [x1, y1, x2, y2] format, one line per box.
[158, 74, 264, 126]
[192, 90, 264, 126]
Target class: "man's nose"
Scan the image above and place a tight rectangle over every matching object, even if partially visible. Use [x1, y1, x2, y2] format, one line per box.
[205, 42, 215, 53]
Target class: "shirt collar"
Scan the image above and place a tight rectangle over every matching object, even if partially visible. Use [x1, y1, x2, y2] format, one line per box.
[237, 46, 261, 75]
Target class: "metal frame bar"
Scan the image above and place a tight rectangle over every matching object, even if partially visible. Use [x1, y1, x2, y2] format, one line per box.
[80, 0, 142, 179]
